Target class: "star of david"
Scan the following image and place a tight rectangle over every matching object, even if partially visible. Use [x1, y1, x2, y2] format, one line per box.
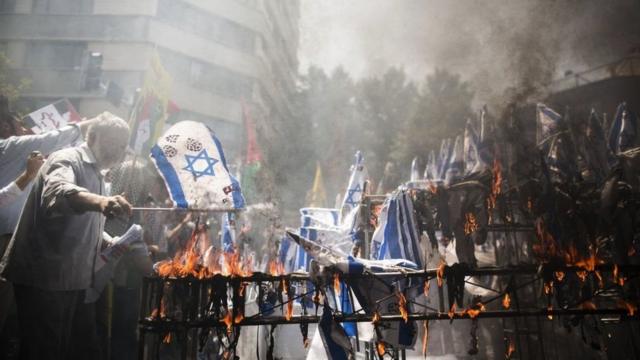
[344, 183, 362, 207]
[183, 149, 218, 179]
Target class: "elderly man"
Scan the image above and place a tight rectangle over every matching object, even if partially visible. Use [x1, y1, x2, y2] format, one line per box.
[0, 112, 132, 360]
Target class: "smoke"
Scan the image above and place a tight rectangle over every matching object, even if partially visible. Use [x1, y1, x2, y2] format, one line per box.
[299, 0, 640, 106]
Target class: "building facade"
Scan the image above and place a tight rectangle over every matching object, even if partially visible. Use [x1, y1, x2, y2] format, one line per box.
[0, 0, 300, 157]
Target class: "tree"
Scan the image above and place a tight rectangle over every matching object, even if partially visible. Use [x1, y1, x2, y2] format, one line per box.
[0, 51, 31, 110]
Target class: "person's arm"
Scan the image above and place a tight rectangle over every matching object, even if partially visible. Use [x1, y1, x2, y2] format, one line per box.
[0, 152, 44, 207]
[42, 154, 131, 217]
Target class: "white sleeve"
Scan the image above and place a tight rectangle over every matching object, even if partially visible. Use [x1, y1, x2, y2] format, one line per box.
[0, 182, 24, 208]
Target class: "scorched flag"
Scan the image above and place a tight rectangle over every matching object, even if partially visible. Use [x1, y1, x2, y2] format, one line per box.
[150, 120, 245, 209]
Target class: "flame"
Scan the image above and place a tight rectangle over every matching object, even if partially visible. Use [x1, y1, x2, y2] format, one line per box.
[576, 270, 587, 282]
[284, 278, 293, 321]
[464, 213, 479, 235]
[428, 182, 437, 194]
[303, 338, 310, 349]
[376, 342, 386, 356]
[422, 321, 429, 356]
[617, 299, 637, 316]
[268, 260, 285, 276]
[163, 333, 172, 344]
[547, 304, 553, 320]
[223, 309, 233, 334]
[437, 259, 446, 287]
[313, 291, 322, 306]
[580, 301, 597, 311]
[487, 158, 502, 212]
[371, 310, 381, 325]
[534, 218, 557, 258]
[613, 264, 620, 285]
[544, 281, 553, 295]
[448, 303, 457, 319]
[423, 279, 430, 297]
[554, 271, 565, 282]
[628, 245, 636, 257]
[502, 293, 511, 309]
[150, 298, 167, 319]
[397, 291, 409, 323]
[333, 273, 341, 296]
[506, 337, 515, 358]
[527, 197, 533, 212]
[465, 301, 485, 319]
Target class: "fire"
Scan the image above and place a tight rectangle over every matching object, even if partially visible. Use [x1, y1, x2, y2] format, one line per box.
[503, 293, 511, 309]
[222, 251, 253, 277]
[303, 338, 310, 348]
[544, 281, 553, 295]
[333, 273, 341, 296]
[547, 304, 553, 320]
[223, 309, 233, 334]
[534, 218, 557, 258]
[487, 158, 502, 211]
[163, 333, 172, 344]
[313, 291, 322, 306]
[580, 301, 597, 311]
[437, 258, 446, 287]
[376, 342, 386, 356]
[617, 299, 637, 316]
[397, 291, 409, 323]
[576, 270, 587, 282]
[448, 303, 457, 320]
[506, 337, 515, 358]
[422, 321, 429, 356]
[372, 310, 381, 325]
[423, 279, 430, 297]
[464, 213, 479, 235]
[284, 279, 294, 321]
[465, 301, 485, 319]
[150, 298, 167, 319]
[428, 181, 437, 194]
[268, 260, 285, 276]
[554, 271, 565, 282]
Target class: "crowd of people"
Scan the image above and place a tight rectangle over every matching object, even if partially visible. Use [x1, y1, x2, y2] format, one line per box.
[0, 97, 262, 360]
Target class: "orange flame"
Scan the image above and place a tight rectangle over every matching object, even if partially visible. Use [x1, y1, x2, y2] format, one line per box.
[163, 333, 172, 344]
[617, 299, 637, 316]
[448, 303, 457, 319]
[487, 158, 502, 212]
[397, 291, 409, 323]
[223, 309, 233, 334]
[506, 337, 515, 358]
[437, 259, 446, 287]
[268, 260, 285, 276]
[376, 342, 386, 356]
[544, 281, 553, 295]
[613, 264, 620, 285]
[547, 304, 553, 320]
[554, 271, 565, 282]
[464, 213, 479, 235]
[422, 320, 429, 356]
[150, 298, 167, 319]
[372, 311, 381, 325]
[423, 279, 430, 297]
[284, 279, 293, 321]
[503, 293, 511, 309]
[465, 301, 485, 319]
[333, 273, 341, 296]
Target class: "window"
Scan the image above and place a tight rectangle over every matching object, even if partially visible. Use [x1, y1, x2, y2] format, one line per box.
[156, 0, 256, 54]
[25, 42, 86, 69]
[0, 0, 16, 13]
[32, 0, 93, 14]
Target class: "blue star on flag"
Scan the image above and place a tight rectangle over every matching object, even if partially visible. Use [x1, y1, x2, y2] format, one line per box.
[183, 149, 218, 179]
[344, 184, 362, 207]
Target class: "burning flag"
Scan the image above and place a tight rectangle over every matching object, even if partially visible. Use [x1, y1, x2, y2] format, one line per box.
[220, 212, 236, 253]
[150, 120, 245, 210]
[22, 98, 81, 134]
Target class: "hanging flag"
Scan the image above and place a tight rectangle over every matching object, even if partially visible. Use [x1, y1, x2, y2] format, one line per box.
[129, 53, 177, 155]
[317, 300, 354, 360]
[240, 101, 263, 203]
[306, 162, 327, 207]
[340, 151, 368, 229]
[583, 110, 611, 182]
[150, 120, 245, 209]
[444, 135, 464, 185]
[608, 102, 638, 154]
[536, 103, 562, 146]
[22, 98, 81, 134]
[410, 157, 421, 182]
[220, 212, 236, 253]
[478, 105, 494, 166]
[437, 138, 452, 180]
[423, 150, 437, 180]
[464, 118, 484, 175]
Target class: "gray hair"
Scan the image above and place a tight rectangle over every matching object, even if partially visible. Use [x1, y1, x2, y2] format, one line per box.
[86, 111, 130, 142]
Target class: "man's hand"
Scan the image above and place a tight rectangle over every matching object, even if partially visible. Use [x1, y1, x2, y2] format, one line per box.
[100, 194, 132, 218]
[15, 151, 45, 190]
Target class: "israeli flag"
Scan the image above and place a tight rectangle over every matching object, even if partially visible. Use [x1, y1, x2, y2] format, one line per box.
[478, 106, 494, 166]
[371, 191, 423, 269]
[277, 234, 298, 273]
[437, 138, 452, 180]
[536, 103, 562, 146]
[423, 150, 437, 180]
[150, 120, 245, 209]
[220, 212, 235, 253]
[464, 118, 485, 175]
[410, 156, 421, 182]
[608, 102, 638, 154]
[340, 151, 368, 219]
[300, 207, 340, 229]
[444, 135, 464, 185]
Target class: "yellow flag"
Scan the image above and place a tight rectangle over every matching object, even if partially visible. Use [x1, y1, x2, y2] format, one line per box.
[306, 162, 327, 207]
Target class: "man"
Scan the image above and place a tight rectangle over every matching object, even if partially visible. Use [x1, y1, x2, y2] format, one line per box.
[0, 112, 132, 360]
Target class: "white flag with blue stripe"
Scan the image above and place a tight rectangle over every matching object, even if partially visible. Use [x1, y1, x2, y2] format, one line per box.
[444, 135, 464, 186]
[150, 120, 245, 209]
[220, 212, 235, 253]
[340, 151, 368, 219]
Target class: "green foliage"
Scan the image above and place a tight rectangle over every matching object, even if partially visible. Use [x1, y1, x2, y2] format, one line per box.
[0, 52, 31, 108]
[293, 66, 474, 198]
